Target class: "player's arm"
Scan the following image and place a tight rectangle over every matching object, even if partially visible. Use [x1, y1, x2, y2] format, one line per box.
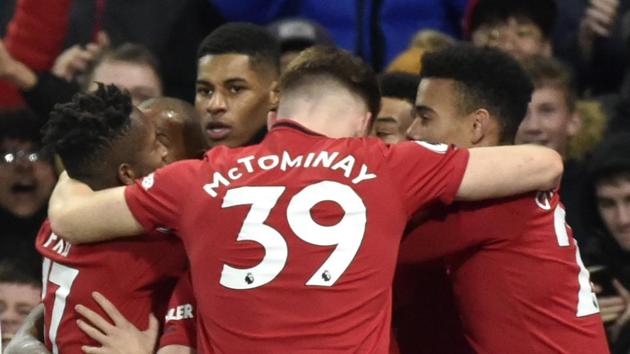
[456, 145, 563, 201]
[48, 172, 143, 244]
[4, 303, 50, 354]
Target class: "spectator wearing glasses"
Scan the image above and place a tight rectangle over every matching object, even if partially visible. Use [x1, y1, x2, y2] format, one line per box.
[0, 109, 57, 278]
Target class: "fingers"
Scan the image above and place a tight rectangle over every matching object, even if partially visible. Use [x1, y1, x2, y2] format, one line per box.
[591, 0, 619, 18]
[584, 0, 620, 37]
[612, 279, 630, 298]
[597, 295, 624, 307]
[76, 319, 108, 344]
[146, 313, 160, 335]
[75, 304, 115, 334]
[82, 345, 107, 354]
[91, 291, 129, 328]
[95, 31, 111, 48]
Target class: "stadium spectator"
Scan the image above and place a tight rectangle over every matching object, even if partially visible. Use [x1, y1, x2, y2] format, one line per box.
[266, 18, 334, 70]
[582, 133, 630, 352]
[516, 55, 592, 244]
[0, 109, 56, 278]
[465, 0, 557, 60]
[0, 40, 163, 121]
[0, 260, 41, 349]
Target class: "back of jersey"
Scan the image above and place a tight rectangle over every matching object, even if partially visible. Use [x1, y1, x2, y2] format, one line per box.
[444, 192, 609, 354]
[36, 220, 186, 354]
[124, 122, 470, 353]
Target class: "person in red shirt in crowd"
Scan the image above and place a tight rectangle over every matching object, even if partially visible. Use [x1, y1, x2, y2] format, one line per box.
[46, 45, 562, 353]
[400, 44, 609, 354]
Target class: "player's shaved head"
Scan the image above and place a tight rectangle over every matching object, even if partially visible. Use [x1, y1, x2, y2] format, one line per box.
[139, 97, 207, 162]
[280, 46, 381, 119]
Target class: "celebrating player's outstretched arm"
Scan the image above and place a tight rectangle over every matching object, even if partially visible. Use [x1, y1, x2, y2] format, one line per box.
[456, 144, 563, 201]
[50, 142, 562, 245]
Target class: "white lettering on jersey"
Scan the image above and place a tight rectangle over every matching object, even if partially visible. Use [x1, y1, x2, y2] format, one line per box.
[203, 151, 377, 198]
[165, 304, 194, 321]
[42, 232, 72, 257]
[203, 171, 231, 198]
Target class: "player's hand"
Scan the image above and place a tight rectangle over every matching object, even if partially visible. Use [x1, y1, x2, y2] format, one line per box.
[52, 32, 110, 81]
[578, 0, 619, 58]
[606, 279, 630, 341]
[75, 292, 158, 354]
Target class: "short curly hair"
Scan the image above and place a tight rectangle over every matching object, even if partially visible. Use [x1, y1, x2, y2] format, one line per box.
[197, 22, 281, 75]
[420, 44, 533, 144]
[42, 84, 134, 178]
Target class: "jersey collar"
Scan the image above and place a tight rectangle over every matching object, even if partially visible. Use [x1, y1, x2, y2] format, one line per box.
[271, 119, 325, 137]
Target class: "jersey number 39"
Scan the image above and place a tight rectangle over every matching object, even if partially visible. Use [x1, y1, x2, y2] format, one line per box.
[219, 181, 366, 290]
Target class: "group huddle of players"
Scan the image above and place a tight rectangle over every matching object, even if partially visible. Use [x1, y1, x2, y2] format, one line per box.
[10, 23, 611, 354]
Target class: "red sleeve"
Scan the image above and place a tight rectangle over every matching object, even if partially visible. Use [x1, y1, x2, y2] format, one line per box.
[398, 196, 530, 264]
[385, 141, 469, 218]
[159, 273, 197, 349]
[1, 0, 72, 107]
[5, 0, 72, 69]
[124, 160, 200, 235]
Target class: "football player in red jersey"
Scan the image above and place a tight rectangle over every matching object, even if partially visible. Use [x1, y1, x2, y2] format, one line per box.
[75, 22, 283, 354]
[399, 44, 609, 353]
[47, 46, 563, 353]
[28, 88, 213, 354]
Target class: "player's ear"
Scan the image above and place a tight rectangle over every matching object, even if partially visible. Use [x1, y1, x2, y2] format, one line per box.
[269, 80, 280, 110]
[117, 163, 136, 186]
[471, 108, 490, 145]
[358, 112, 371, 137]
[566, 110, 581, 138]
[267, 110, 278, 131]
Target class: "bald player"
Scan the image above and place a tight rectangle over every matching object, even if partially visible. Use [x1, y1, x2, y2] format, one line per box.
[139, 98, 207, 163]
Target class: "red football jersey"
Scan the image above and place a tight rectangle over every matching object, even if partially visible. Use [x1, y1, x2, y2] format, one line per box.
[36, 220, 187, 354]
[398, 192, 609, 354]
[125, 120, 469, 353]
[159, 272, 198, 350]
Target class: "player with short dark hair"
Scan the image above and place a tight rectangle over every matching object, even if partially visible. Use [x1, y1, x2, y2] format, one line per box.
[47, 46, 563, 352]
[401, 44, 609, 353]
[415, 44, 532, 145]
[195, 22, 281, 148]
[371, 72, 421, 144]
[36, 84, 188, 354]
